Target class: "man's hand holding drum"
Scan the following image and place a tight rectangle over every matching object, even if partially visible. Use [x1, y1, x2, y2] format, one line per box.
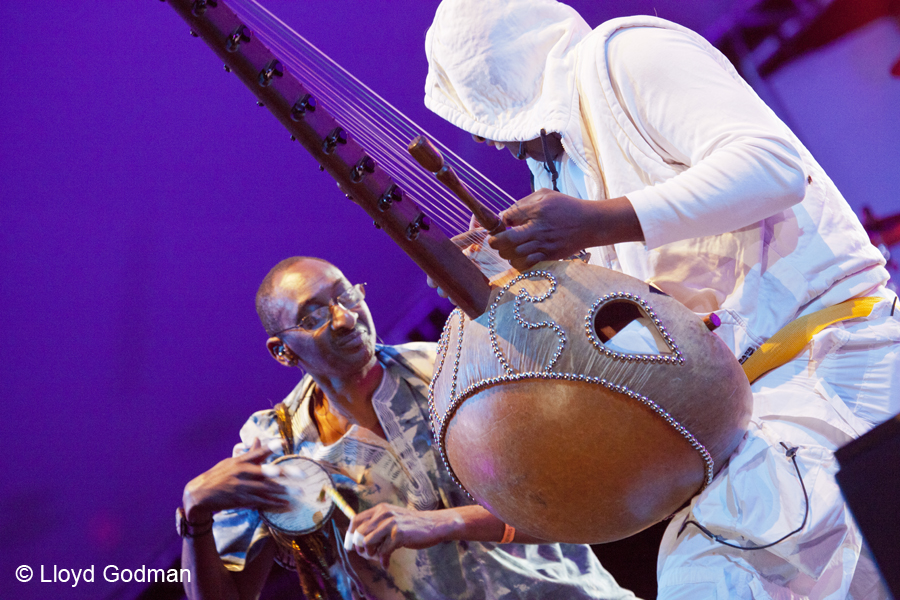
[182, 439, 290, 524]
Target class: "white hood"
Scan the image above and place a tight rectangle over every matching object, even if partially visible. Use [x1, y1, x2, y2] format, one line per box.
[424, 0, 591, 143]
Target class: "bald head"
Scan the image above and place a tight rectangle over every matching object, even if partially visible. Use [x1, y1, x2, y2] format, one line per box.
[256, 256, 335, 336]
[257, 257, 378, 378]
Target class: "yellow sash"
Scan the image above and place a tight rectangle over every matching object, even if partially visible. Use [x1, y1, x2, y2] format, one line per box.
[742, 297, 881, 384]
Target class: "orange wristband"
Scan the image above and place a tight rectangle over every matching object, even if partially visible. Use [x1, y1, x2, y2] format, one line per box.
[500, 523, 515, 544]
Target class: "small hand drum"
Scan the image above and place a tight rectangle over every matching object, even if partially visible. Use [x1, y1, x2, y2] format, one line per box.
[260, 455, 338, 536]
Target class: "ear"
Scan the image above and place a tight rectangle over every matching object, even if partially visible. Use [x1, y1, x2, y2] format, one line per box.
[266, 337, 297, 368]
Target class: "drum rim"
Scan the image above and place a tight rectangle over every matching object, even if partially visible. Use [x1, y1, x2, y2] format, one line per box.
[260, 454, 338, 537]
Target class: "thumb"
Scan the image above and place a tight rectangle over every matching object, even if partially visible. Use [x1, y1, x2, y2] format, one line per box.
[500, 202, 533, 227]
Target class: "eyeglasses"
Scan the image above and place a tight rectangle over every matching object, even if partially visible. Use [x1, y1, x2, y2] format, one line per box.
[274, 283, 367, 335]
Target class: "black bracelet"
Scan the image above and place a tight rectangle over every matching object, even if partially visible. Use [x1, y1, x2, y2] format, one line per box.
[177, 507, 214, 538]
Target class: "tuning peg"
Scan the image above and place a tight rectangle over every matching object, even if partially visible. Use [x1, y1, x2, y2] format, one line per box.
[322, 127, 347, 155]
[258, 60, 283, 87]
[191, 0, 218, 16]
[350, 156, 375, 183]
[406, 213, 430, 240]
[290, 94, 316, 121]
[378, 185, 402, 212]
[226, 24, 250, 52]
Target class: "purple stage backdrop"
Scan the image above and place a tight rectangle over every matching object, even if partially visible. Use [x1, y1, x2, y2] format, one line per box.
[2, 1, 898, 599]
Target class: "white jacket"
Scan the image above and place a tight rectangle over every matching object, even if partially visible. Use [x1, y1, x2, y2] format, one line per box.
[424, 1, 888, 360]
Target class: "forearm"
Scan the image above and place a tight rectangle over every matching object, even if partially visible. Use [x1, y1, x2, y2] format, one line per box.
[180, 470, 278, 600]
[627, 142, 805, 249]
[583, 195, 645, 248]
[180, 498, 240, 600]
[441, 505, 545, 544]
[181, 532, 241, 600]
[182, 532, 275, 600]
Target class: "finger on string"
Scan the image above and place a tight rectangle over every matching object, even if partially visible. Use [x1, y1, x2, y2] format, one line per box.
[453, 234, 486, 253]
[453, 228, 487, 244]
[487, 232, 513, 251]
[500, 203, 531, 227]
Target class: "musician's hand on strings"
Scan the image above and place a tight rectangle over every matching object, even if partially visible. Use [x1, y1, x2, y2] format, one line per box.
[488, 190, 644, 271]
[182, 439, 290, 523]
[347, 504, 461, 569]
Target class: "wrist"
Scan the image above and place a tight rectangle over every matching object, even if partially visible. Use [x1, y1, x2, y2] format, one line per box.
[581, 199, 613, 248]
[586, 196, 644, 247]
[182, 487, 213, 524]
[609, 196, 644, 244]
[176, 506, 214, 538]
[441, 509, 468, 541]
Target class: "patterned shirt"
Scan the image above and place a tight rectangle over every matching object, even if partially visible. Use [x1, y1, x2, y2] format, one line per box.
[212, 343, 635, 600]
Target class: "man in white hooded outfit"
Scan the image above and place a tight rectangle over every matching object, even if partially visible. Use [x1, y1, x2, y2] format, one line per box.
[424, 1, 900, 598]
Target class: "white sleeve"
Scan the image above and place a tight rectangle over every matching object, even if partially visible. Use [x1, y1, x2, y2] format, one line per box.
[604, 27, 807, 249]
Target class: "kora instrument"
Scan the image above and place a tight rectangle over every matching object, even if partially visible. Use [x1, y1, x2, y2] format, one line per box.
[163, 0, 751, 545]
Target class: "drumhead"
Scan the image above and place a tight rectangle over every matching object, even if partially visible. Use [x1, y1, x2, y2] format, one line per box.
[260, 455, 337, 536]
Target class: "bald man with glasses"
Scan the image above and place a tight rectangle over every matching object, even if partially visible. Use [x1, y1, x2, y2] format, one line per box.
[178, 256, 634, 600]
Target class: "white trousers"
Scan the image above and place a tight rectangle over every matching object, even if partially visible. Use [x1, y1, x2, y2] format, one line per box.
[657, 289, 900, 599]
